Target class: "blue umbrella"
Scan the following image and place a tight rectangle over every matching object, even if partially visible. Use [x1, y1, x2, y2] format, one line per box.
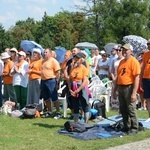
[55, 46, 67, 63]
[20, 40, 44, 53]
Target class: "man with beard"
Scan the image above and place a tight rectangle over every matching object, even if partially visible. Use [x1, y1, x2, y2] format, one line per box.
[113, 43, 141, 135]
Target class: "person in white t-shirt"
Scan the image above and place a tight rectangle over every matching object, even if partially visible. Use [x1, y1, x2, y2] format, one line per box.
[0, 58, 4, 108]
[108, 45, 118, 79]
[97, 52, 109, 80]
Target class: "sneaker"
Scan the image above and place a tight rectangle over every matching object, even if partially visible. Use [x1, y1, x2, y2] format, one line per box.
[138, 107, 146, 110]
[54, 112, 62, 119]
[128, 130, 138, 136]
[145, 118, 150, 122]
[41, 112, 53, 118]
[68, 115, 74, 120]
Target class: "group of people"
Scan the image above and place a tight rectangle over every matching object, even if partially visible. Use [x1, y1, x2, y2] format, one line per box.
[0, 40, 150, 135]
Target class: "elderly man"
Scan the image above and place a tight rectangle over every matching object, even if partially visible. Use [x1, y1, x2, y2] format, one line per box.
[113, 43, 141, 135]
[41, 48, 61, 119]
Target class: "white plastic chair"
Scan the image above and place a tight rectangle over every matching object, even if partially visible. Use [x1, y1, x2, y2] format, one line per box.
[57, 85, 67, 118]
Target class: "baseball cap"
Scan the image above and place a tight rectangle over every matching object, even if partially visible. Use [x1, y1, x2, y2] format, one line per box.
[32, 48, 41, 55]
[122, 43, 133, 51]
[10, 48, 18, 53]
[18, 51, 26, 57]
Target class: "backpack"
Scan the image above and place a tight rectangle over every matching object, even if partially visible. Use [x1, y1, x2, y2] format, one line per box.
[64, 121, 87, 133]
[91, 99, 106, 118]
[21, 104, 37, 119]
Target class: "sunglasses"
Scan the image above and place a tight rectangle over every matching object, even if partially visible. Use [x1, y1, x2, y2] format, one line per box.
[147, 43, 150, 45]
[116, 49, 122, 52]
[102, 55, 107, 57]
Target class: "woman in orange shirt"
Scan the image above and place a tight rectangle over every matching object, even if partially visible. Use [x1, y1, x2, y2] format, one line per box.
[1, 52, 16, 104]
[26, 48, 42, 105]
[67, 52, 90, 123]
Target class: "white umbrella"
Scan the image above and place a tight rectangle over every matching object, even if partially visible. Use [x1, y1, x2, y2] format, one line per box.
[123, 35, 147, 55]
[104, 43, 117, 55]
[75, 42, 98, 49]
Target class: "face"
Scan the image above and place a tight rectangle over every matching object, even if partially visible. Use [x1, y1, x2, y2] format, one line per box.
[64, 54, 70, 61]
[33, 52, 40, 60]
[44, 49, 51, 59]
[73, 56, 81, 66]
[111, 49, 117, 55]
[147, 43, 150, 50]
[10, 51, 17, 57]
[26, 52, 31, 58]
[18, 54, 24, 61]
[122, 48, 132, 58]
[102, 54, 107, 60]
[116, 47, 123, 56]
[71, 48, 80, 56]
[95, 49, 99, 55]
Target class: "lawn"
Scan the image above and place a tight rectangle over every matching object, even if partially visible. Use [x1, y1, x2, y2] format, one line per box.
[0, 110, 150, 150]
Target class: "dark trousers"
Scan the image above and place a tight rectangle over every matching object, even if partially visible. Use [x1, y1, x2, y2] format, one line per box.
[0, 76, 2, 107]
[118, 84, 138, 131]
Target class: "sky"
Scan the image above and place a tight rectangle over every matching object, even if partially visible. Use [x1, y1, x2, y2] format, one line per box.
[0, 0, 86, 30]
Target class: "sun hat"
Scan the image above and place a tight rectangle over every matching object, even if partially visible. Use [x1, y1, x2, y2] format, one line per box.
[100, 50, 106, 54]
[74, 52, 85, 59]
[1, 52, 11, 59]
[18, 51, 26, 57]
[10, 47, 18, 53]
[81, 50, 88, 59]
[122, 43, 133, 51]
[32, 48, 41, 55]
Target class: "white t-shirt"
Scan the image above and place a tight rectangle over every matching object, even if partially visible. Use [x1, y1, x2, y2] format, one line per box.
[113, 57, 124, 75]
[91, 56, 98, 74]
[97, 59, 109, 75]
[11, 61, 29, 87]
[108, 54, 118, 72]
[0, 59, 4, 76]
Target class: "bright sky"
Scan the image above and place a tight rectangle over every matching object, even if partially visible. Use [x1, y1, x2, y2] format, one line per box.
[0, 0, 86, 30]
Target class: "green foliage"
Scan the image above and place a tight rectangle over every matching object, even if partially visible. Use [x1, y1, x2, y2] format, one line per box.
[1, 0, 150, 51]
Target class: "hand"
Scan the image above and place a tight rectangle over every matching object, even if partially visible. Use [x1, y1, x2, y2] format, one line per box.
[69, 89, 76, 97]
[26, 69, 32, 74]
[131, 92, 137, 102]
[112, 91, 117, 99]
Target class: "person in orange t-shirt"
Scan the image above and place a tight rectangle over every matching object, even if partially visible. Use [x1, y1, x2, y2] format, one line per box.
[1, 52, 17, 104]
[113, 44, 141, 135]
[41, 48, 61, 119]
[67, 52, 90, 123]
[140, 39, 150, 122]
[26, 48, 42, 105]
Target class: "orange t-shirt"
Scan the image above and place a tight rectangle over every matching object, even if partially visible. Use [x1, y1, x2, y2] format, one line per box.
[3, 60, 14, 84]
[70, 64, 88, 82]
[117, 56, 141, 85]
[29, 59, 42, 80]
[41, 57, 61, 80]
[142, 51, 150, 79]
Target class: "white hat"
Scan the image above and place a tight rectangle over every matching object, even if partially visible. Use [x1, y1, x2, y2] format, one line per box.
[32, 48, 41, 55]
[10, 47, 18, 53]
[112, 45, 118, 50]
[100, 50, 106, 54]
[18, 51, 26, 57]
[1, 52, 11, 59]
[122, 43, 133, 51]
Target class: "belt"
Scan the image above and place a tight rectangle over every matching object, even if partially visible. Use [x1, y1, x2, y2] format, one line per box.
[118, 84, 133, 87]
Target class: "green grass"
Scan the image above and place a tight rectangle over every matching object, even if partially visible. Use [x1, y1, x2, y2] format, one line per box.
[0, 110, 150, 150]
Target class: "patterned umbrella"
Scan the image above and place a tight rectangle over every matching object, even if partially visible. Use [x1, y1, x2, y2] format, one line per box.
[123, 35, 147, 55]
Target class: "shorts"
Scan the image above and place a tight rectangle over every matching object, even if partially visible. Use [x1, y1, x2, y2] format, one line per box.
[142, 78, 150, 98]
[41, 78, 58, 102]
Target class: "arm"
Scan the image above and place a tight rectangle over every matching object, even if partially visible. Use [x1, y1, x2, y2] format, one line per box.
[131, 74, 140, 102]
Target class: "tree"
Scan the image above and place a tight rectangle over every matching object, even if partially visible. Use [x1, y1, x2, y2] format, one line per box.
[0, 24, 5, 52]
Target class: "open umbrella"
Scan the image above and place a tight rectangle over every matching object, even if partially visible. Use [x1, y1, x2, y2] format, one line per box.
[20, 40, 44, 53]
[75, 42, 98, 49]
[104, 43, 118, 55]
[55, 46, 67, 63]
[123, 35, 147, 55]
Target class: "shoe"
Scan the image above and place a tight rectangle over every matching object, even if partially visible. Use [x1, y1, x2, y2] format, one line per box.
[138, 107, 146, 110]
[145, 118, 150, 122]
[54, 112, 62, 119]
[41, 112, 53, 118]
[121, 128, 129, 133]
[68, 115, 74, 120]
[128, 130, 138, 136]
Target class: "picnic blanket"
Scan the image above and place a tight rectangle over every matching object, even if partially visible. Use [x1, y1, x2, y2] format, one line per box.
[57, 125, 125, 140]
